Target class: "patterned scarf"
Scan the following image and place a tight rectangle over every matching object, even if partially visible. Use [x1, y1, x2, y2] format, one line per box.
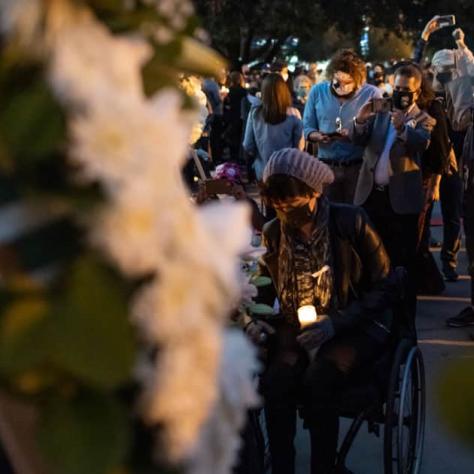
[278, 196, 334, 323]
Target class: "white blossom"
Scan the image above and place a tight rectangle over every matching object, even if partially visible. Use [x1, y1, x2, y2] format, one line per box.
[0, 0, 42, 47]
[187, 330, 261, 474]
[49, 15, 152, 103]
[4, 0, 258, 469]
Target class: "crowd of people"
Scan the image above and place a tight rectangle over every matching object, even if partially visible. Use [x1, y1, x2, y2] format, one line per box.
[185, 15, 474, 474]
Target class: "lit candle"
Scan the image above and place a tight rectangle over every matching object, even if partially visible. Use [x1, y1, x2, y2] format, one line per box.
[297, 305, 318, 328]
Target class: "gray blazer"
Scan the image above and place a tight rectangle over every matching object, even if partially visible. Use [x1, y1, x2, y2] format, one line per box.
[352, 105, 436, 215]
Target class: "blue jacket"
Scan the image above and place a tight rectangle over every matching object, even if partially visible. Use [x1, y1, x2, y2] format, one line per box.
[303, 81, 382, 161]
[243, 106, 303, 180]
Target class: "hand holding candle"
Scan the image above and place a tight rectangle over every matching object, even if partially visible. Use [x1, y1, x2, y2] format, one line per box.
[297, 305, 318, 328]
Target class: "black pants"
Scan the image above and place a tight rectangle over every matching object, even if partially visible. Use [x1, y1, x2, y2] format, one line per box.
[260, 322, 386, 474]
[323, 162, 362, 205]
[440, 173, 463, 272]
[209, 114, 225, 164]
[363, 188, 418, 324]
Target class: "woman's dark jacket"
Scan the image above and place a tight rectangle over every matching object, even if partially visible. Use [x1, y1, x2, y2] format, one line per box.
[257, 203, 395, 341]
[422, 99, 451, 177]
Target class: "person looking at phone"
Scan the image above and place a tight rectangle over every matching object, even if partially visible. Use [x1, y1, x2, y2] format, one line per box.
[303, 49, 382, 204]
[352, 64, 436, 321]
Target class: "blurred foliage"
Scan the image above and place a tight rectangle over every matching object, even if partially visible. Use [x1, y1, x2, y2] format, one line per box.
[437, 359, 474, 447]
[0, 1, 223, 473]
[38, 390, 130, 474]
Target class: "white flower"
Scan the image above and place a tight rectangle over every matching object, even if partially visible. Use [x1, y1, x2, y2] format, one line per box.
[0, 0, 42, 48]
[154, 24, 175, 44]
[2, 1, 260, 469]
[70, 90, 190, 192]
[187, 329, 260, 474]
[240, 276, 258, 305]
[49, 15, 151, 103]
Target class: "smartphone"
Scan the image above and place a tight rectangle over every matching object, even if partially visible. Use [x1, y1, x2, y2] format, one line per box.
[204, 178, 232, 195]
[438, 15, 456, 28]
[372, 98, 392, 113]
[325, 131, 344, 138]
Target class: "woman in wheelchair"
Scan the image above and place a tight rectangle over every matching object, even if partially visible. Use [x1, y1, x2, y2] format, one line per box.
[245, 148, 397, 474]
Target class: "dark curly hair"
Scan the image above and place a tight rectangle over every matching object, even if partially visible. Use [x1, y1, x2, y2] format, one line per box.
[326, 49, 367, 89]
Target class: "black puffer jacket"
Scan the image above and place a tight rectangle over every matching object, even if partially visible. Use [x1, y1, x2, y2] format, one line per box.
[258, 203, 396, 341]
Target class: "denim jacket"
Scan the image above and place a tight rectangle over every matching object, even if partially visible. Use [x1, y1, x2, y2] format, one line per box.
[303, 81, 382, 162]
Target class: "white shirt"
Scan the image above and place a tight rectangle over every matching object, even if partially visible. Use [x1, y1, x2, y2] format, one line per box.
[374, 122, 397, 185]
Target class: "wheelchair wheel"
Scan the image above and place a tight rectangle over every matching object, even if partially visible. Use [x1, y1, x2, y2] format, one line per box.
[384, 340, 426, 474]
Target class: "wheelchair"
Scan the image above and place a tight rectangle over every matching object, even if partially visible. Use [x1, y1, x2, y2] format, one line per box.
[255, 274, 426, 474]
[334, 335, 426, 474]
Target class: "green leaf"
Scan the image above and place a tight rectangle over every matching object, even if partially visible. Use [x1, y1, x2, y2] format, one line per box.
[38, 390, 130, 474]
[250, 276, 272, 287]
[48, 256, 136, 390]
[437, 359, 474, 447]
[247, 303, 274, 316]
[0, 295, 51, 376]
[0, 68, 65, 164]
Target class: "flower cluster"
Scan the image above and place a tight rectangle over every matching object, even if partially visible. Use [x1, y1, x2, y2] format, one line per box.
[1, 0, 258, 470]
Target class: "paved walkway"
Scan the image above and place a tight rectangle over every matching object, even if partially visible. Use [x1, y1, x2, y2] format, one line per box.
[295, 220, 474, 473]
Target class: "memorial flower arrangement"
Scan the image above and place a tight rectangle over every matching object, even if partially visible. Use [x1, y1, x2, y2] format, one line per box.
[0, 1, 259, 473]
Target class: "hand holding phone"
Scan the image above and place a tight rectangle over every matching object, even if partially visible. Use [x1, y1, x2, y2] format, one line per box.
[438, 15, 456, 28]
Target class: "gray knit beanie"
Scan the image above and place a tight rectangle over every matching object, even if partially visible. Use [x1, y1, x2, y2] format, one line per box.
[263, 148, 335, 193]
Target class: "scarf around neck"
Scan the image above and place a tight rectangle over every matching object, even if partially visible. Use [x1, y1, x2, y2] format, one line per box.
[277, 196, 334, 323]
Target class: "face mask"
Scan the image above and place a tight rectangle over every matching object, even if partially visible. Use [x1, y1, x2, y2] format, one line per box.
[374, 72, 384, 85]
[276, 203, 314, 229]
[436, 71, 453, 86]
[332, 80, 355, 98]
[296, 88, 309, 100]
[392, 90, 415, 110]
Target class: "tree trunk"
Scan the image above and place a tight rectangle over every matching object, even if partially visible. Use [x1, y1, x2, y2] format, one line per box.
[240, 27, 254, 65]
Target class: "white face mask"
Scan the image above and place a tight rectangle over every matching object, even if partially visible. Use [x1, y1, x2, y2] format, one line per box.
[332, 80, 355, 97]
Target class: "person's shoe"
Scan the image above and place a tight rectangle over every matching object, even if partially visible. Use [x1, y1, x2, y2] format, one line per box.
[443, 267, 459, 282]
[446, 306, 474, 327]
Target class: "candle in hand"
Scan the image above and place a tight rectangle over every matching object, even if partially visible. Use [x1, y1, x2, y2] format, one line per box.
[297, 305, 318, 328]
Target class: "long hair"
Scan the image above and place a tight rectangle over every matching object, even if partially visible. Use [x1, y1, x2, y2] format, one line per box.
[260, 73, 292, 125]
[326, 49, 367, 88]
[417, 73, 436, 110]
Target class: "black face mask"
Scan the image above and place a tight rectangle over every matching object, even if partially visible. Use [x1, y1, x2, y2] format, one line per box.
[392, 90, 415, 110]
[276, 203, 314, 229]
[437, 71, 453, 86]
